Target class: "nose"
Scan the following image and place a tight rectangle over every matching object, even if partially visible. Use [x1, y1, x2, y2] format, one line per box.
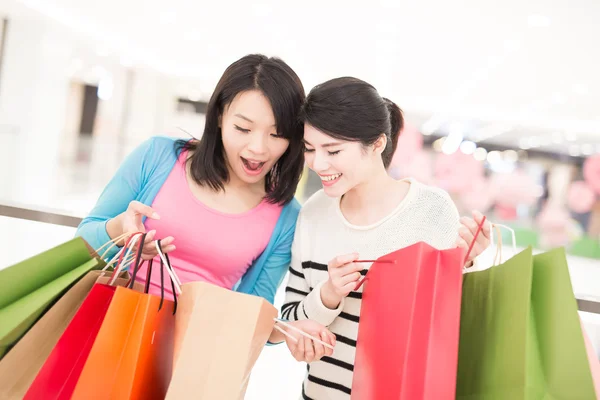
[247, 132, 268, 155]
[309, 150, 330, 173]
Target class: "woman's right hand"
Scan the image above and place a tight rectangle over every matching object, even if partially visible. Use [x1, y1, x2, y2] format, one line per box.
[106, 201, 175, 260]
[320, 253, 364, 309]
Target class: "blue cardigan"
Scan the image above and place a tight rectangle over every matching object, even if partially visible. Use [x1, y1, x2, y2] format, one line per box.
[75, 136, 300, 304]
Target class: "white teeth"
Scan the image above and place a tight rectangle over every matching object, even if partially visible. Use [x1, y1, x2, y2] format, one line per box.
[321, 173, 341, 182]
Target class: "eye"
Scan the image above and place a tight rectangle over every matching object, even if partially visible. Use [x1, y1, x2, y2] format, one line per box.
[270, 133, 286, 139]
[328, 150, 341, 156]
[303, 146, 315, 153]
[234, 125, 250, 133]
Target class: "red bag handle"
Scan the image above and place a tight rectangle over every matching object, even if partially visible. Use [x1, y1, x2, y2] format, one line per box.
[353, 215, 487, 291]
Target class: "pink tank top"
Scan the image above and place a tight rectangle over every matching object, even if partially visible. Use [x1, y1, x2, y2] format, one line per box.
[135, 151, 282, 300]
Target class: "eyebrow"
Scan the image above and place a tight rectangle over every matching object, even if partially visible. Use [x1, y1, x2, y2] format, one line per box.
[234, 114, 276, 127]
[303, 139, 343, 148]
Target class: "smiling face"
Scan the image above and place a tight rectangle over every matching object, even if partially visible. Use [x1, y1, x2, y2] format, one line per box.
[303, 124, 387, 197]
[220, 90, 290, 187]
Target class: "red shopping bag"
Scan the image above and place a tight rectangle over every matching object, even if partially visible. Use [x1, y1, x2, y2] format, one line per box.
[351, 219, 485, 400]
[24, 283, 118, 400]
[24, 234, 146, 400]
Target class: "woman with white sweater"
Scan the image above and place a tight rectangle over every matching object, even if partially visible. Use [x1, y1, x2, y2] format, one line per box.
[269, 77, 491, 399]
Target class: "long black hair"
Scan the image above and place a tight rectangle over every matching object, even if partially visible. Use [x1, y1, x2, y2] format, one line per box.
[299, 77, 403, 168]
[176, 54, 306, 205]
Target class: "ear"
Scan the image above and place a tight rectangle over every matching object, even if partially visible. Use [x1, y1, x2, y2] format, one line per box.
[373, 134, 387, 155]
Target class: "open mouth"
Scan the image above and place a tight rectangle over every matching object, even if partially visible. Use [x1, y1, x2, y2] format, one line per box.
[241, 157, 266, 175]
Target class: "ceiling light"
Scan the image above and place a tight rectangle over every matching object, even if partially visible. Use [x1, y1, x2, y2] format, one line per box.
[528, 15, 551, 27]
[569, 145, 581, 157]
[460, 141, 477, 155]
[503, 150, 519, 163]
[473, 147, 488, 161]
[487, 151, 502, 164]
[582, 144, 594, 156]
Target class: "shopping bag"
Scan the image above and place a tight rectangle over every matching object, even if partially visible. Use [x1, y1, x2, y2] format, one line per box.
[456, 246, 597, 399]
[22, 270, 142, 400]
[581, 318, 600, 399]
[71, 237, 178, 400]
[165, 281, 278, 400]
[0, 237, 104, 359]
[351, 242, 466, 400]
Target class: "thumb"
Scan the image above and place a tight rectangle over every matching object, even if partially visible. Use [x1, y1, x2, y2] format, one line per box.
[331, 253, 360, 268]
[129, 201, 160, 220]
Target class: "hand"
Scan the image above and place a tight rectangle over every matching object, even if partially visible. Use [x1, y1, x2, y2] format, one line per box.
[321, 253, 364, 309]
[107, 201, 175, 260]
[281, 320, 336, 363]
[457, 210, 491, 264]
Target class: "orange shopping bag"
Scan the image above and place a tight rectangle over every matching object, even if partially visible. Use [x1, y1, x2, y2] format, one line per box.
[71, 236, 179, 400]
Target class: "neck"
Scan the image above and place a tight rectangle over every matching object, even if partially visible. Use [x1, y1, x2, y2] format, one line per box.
[341, 163, 398, 211]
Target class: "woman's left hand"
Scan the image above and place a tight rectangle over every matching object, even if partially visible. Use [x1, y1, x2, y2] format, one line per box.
[457, 210, 492, 264]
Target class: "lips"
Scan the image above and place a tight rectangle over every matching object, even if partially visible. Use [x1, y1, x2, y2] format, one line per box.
[320, 173, 342, 182]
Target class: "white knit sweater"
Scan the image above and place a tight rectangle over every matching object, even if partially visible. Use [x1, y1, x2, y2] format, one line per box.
[282, 179, 461, 400]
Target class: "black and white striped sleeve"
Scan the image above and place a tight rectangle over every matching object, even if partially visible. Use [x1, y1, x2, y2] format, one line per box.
[281, 213, 345, 327]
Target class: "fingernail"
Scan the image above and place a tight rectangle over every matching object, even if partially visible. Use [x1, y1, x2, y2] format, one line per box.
[151, 212, 160, 219]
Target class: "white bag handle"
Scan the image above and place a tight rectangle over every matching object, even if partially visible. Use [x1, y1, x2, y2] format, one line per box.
[489, 222, 517, 265]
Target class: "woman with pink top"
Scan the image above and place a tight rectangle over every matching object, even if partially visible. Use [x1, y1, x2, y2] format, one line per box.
[76, 54, 334, 343]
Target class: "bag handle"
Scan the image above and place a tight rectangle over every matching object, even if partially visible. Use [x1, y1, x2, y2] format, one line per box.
[273, 319, 334, 350]
[489, 222, 517, 266]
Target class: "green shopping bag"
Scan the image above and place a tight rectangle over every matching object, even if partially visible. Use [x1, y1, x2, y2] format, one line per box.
[456, 247, 596, 399]
[0, 237, 104, 359]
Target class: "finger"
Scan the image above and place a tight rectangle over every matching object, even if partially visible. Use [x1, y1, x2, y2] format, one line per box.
[321, 331, 334, 356]
[144, 230, 156, 243]
[338, 262, 365, 276]
[460, 217, 479, 237]
[330, 253, 360, 268]
[129, 201, 160, 219]
[456, 236, 468, 251]
[296, 336, 306, 362]
[342, 281, 359, 294]
[158, 236, 175, 246]
[304, 338, 315, 363]
[340, 271, 362, 286]
[313, 337, 326, 361]
[328, 331, 337, 347]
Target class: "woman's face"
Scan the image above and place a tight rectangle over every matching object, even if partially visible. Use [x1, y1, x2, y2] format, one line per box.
[303, 124, 384, 197]
[220, 90, 290, 186]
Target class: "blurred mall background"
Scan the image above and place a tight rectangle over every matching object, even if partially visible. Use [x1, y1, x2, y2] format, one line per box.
[0, 0, 599, 398]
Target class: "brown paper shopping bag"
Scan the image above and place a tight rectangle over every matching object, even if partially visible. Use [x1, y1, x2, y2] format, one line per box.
[0, 270, 140, 400]
[165, 282, 278, 400]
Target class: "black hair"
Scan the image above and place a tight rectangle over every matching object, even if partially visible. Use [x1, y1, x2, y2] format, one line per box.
[299, 77, 404, 168]
[176, 54, 305, 205]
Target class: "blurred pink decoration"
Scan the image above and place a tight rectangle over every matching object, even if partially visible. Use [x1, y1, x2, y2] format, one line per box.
[567, 181, 597, 213]
[391, 151, 434, 184]
[536, 202, 571, 248]
[459, 177, 495, 212]
[583, 154, 600, 195]
[490, 170, 539, 207]
[434, 152, 484, 193]
[390, 122, 423, 168]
